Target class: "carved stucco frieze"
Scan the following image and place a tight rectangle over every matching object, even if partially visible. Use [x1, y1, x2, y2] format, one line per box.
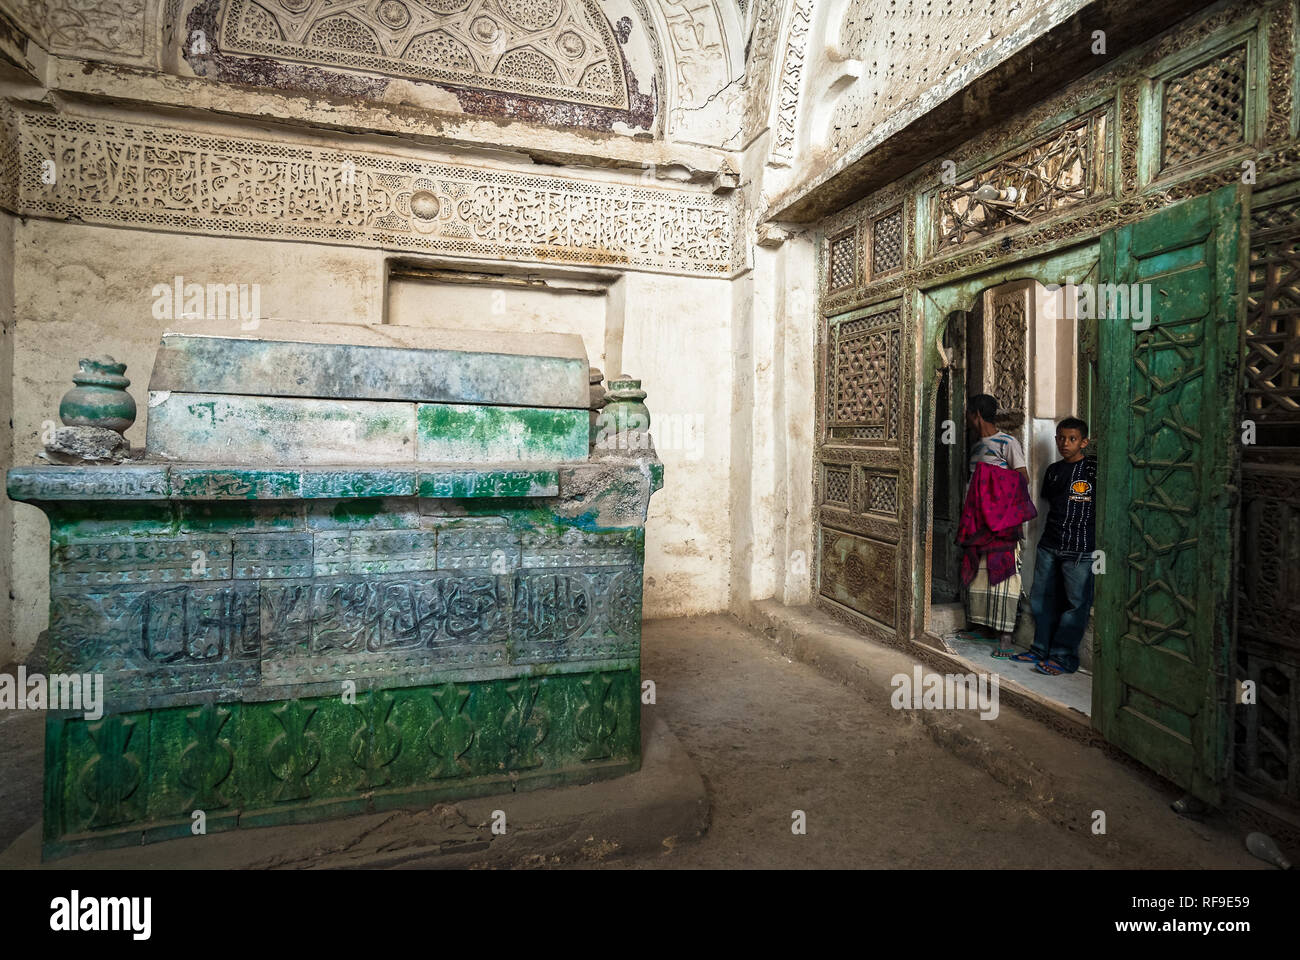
[660, 0, 744, 144]
[739, 0, 783, 144]
[767, 0, 811, 165]
[0, 105, 740, 276]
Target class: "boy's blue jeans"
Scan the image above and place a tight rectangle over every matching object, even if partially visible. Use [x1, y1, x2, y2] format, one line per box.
[1028, 545, 1095, 673]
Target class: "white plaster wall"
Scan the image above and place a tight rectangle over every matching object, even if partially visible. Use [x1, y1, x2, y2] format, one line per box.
[749, 245, 778, 602]
[776, 234, 816, 606]
[740, 232, 816, 609]
[387, 277, 609, 372]
[619, 272, 734, 618]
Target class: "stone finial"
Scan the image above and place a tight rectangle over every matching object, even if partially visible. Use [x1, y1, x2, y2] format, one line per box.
[588, 366, 607, 408]
[59, 357, 136, 435]
[604, 376, 649, 431]
[595, 375, 652, 457]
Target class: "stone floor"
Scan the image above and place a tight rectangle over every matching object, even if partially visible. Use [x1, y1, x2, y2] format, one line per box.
[0, 616, 1272, 869]
[940, 633, 1093, 716]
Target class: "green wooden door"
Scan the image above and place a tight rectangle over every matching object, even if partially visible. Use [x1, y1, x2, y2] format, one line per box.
[1094, 185, 1246, 805]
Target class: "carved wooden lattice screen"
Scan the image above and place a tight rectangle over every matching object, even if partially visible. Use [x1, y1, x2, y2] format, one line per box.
[817, 300, 908, 632]
[984, 284, 1030, 446]
[1236, 191, 1300, 809]
[1161, 45, 1248, 173]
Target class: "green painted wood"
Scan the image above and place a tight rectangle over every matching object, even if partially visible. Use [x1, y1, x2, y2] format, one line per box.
[1094, 184, 1245, 805]
[42, 670, 640, 860]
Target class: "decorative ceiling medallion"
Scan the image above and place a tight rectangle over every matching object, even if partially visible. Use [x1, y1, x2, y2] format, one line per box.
[376, 0, 412, 29]
[221, 0, 630, 109]
[557, 31, 584, 59]
[470, 15, 500, 43]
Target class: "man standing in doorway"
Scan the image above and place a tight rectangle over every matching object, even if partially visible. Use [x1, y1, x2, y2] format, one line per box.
[955, 394, 1035, 658]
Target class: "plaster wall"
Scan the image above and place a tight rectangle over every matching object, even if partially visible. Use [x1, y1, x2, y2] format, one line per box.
[618, 271, 735, 619]
[386, 275, 610, 373]
[737, 234, 817, 612]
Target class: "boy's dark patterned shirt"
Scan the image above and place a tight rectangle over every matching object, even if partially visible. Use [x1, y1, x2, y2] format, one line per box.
[1039, 456, 1097, 556]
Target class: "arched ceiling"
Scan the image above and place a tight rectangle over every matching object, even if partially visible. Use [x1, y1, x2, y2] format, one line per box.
[219, 0, 634, 110]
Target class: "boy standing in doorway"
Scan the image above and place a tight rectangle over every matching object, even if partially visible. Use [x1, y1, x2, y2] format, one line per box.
[1012, 416, 1097, 676]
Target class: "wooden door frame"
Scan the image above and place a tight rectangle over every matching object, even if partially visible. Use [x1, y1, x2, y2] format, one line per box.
[914, 241, 1101, 658]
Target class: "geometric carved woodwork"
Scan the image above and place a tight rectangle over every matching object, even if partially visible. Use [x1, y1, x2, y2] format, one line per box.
[1238, 468, 1300, 653]
[871, 207, 904, 276]
[1245, 199, 1300, 427]
[1236, 465, 1300, 806]
[1123, 317, 1206, 656]
[1235, 641, 1298, 803]
[819, 528, 897, 628]
[1162, 46, 1247, 170]
[828, 309, 902, 442]
[220, 0, 631, 109]
[864, 472, 898, 516]
[828, 230, 856, 291]
[937, 113, 1104, 251]
[823, 465, 850, 504]
[989, 289, 1028, 437]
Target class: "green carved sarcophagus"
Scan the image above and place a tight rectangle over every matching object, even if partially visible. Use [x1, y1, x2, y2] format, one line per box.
[7, 321, 661, 860]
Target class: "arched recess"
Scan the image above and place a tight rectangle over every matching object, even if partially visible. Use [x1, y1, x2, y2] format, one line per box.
[154, 0, 670, 136]
[640, 0, 744, 147]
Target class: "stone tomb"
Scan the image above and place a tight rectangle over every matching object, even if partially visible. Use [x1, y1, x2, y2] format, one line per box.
[7, 322, 662, 860]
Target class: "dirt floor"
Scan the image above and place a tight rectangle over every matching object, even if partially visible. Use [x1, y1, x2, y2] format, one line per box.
[604, 615, 1260, 869]
[0, 615, 1268, 869]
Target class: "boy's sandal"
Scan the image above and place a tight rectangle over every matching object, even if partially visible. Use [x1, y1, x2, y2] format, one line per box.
[991, 646, 1017, 658]
[1010, 652, 1041, 663]
[951, 629, 997, 643]
[1034, 659, 1068, 676]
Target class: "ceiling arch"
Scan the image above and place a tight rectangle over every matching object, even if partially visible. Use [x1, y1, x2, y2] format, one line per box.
[218, 0, 634, 110]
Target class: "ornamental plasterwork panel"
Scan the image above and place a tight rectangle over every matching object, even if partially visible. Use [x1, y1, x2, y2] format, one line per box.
[220, 0, 631, 109]
[0, 0, 148, 58]
[659, 0, 744, 145]
[0, 107, 739, 277]
[740, 0, 783, 143]
[767, 0, 810, 166]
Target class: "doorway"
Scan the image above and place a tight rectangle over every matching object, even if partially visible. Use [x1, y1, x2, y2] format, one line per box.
[923, 262, 1097, 719]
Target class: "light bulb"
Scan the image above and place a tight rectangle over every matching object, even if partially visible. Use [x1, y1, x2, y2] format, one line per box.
[1246, 832, 1292, 869]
